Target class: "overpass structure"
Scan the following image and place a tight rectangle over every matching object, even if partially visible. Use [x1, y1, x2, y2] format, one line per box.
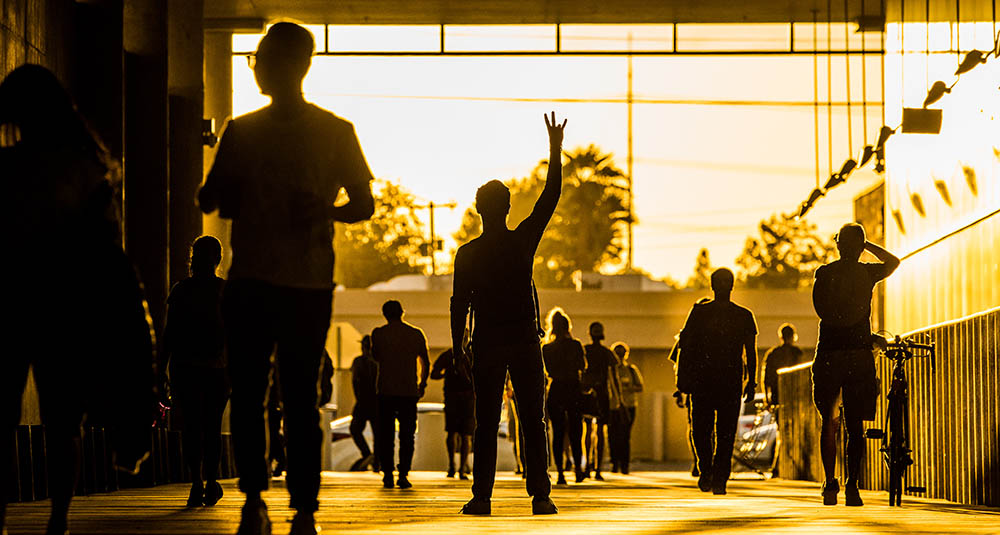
[3, 0, 998, 511]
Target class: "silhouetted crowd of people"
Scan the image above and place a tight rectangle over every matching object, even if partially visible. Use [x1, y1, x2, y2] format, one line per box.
[1, 19, 902, 535]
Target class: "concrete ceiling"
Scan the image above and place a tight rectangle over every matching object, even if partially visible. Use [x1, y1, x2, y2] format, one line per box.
[203, 0, 883, 25]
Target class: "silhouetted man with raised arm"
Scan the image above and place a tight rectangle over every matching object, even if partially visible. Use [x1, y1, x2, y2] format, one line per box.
[451, 112, 567, 516]
[812, 223, 899, 507]
[199, 22, 375, 535]
[677, 268, 757, 495]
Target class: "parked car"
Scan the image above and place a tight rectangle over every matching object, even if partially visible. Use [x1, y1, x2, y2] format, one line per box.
[732, 393, 777, 473]
[328, 401, 516, 472]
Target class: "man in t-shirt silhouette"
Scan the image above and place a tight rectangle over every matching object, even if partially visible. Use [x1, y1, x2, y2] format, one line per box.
[450, 112, 567, 516]
[199, 22, 375, 535]
[812, 223, 899, 507]
[676, 268, 757, 495]
[370, 300, 430, 490]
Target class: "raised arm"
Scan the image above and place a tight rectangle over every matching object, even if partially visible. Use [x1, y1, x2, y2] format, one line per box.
[518, 112, 567, 242]
[865, 240, 901, 279]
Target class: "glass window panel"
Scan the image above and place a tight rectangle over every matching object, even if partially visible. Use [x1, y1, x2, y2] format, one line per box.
[559, 24, 673, 52]
[444, 25, 556, 52]
[676, 23, 790, 51]
[328, 25, 440, 52]
[793, 23, 878, 52]
[232, 24, 325, 54]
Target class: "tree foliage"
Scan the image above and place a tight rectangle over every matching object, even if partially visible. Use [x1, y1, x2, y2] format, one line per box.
[734, 214, 836, 289]
[505, 145, 631, 288]
[452, 207, 482, 249]
[333, 179, 425, 288]
[685, 248, 714, 289]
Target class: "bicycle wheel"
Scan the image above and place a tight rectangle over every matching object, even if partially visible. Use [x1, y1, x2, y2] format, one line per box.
[886, 393, 905, 506]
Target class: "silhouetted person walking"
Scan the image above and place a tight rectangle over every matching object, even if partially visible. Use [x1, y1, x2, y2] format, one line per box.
[812, 223, 899, 507]
[350, 335, 378, 471]
[371, 300, 430, 489]
[450, 112, 567, 515]
[762, 323, 805, 477]
[430, 329, 475, 479]
[199, 22, 375, 535]
[583, 321, 621, 481]
[611, 342, 643, 474]
[1, 64, 156, 535]
[542, 308, 586, 485]
[163, 236, 229, 507]
[676, 268, 758, 495]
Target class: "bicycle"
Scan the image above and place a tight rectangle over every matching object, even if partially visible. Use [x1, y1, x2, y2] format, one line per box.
[865, 334, 935, 506]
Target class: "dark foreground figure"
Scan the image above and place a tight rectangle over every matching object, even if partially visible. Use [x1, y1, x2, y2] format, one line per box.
[371, 300, 430, 489]
[350, 335, 379, 471]
[542, 309, 586, 485]
[450, 112, 568, 516]
[676, 268, 758, 495]
[199, 22, 375, 535]
[430, 329, 476, 479]
[163, 235, 229, 507]
[1, 64, 156, 535]
[812, 223, 899, 507]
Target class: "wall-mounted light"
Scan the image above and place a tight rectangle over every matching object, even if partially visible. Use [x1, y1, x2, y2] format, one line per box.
[923, 81, 953, 108]
[963, 166, 978, 195]
[955, 50, 989, 75]
[933, 179, 952, 206]
[891, 209, 906, 234]
[859, 145, 876, 167]
[910, 192, 926, 217]
[875, 126, 895, 150]
[902, 108, 943, 133]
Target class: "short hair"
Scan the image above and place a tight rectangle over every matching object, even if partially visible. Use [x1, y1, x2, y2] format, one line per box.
[256, 22, 314, 73]
[191, 235, 222, 270]
[836, 223, 866, 244]
[475, 180, 511, 218]
[589, 321, 604, 333]
[710, 267, 735, 292]
[381, 300, 403, 320]
[611, 341, 629, 355]
[779, 323, 797, 341]
[546, 306, 571, 336]
[361, 334, 372, 351]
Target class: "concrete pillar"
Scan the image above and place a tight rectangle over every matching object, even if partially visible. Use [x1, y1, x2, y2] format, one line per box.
[202, 30, 233, 275]
[123, 0, 169, 333]
[168, 0, 205, 286]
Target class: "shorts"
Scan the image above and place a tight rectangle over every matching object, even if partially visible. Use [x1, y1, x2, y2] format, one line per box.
[444, 393, 476, 435]
[811, 348, 879, 421]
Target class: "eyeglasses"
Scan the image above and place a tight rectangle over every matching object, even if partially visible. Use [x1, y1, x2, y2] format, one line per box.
[245, 54, 256, 69]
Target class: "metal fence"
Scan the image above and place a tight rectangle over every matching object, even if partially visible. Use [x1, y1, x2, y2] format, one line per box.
[778, 308, 1000, 507]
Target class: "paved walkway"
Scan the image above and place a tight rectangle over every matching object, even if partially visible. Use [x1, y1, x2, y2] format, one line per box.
[6, 472, 999, 534]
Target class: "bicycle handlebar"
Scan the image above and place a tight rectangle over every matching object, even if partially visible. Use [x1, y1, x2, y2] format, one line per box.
[883, 336, 936, 372]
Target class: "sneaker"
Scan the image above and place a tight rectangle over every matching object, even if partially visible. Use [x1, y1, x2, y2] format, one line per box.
[203, 481, 223, 506]
[594, 471, 604, 481]
[697, 474, 712, 493]
[845, 482, 864, 507]
[461, 497, 491, 515]
[187, 484, 204, 507]
[289, 511, 319, 535]
[822, 479, 840, 506]
[447, 466, 456, 478]
[237, 499, 271, 535]
[531, 497, 558, 515]
[397, 474, 412, 489]
[621, 465, 630, 475]
[556, 473, 567, 485]
[382, 474, 394, 489]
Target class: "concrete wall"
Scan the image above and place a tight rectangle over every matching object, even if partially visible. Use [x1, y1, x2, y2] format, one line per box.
[328, 288, 818, 462]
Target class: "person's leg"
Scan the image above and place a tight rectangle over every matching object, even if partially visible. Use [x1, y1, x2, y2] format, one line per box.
[567, 408, 584, 479]
[33, 360, 85, 533]
[459, 434, 472, 477]
[266, 380, 286, 476]
[446, 431, 457, 475]
[607, 413, 621, 472]
[350, 407, 372, 458]
[595, 420, 607, 478]
[507, 343, 551, 502]
[203, 368, 229, 501]
[173, 374, 205, 504]
[1, 356, 31, 531]
[274, 287, 331, 514]
[397, 397, 418, 478]
[689, 394, 715, 489]
[711, 393, 742, 492]
[622, 407, 636, 473]
[470, 353, 505, 500]
[686, 397, 699, 476]
[224, 281, 278, 503]
[548, 400, 567, 480]
[375, 396, 397, 484]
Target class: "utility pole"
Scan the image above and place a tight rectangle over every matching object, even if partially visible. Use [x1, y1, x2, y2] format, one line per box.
[626, 32, 634, 272]
[414, 200, 457, 275]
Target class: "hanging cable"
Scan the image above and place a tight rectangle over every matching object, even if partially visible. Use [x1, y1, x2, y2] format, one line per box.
[861, 0, 869, 145]
[845, 0, 853, 157]
[813, 8, 821, 189]
[827, 0, 834, 178]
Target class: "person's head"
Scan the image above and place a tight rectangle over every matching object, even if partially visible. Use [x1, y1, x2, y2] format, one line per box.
[612, 342, 629, 362]
[546, 307, 571, 339]
[475, 180, 511, 228]
[0, 64, 107, 161]
[360, 334, 372, 355]
[381, 300, 403, 322]
[190, 235, 223, 276]
[778, 323, 797, 344]
[710, 267, 735, 296]
[836, 223, 866, 261]
[252, 22, 314, 98]
[589, 321, 605, 343]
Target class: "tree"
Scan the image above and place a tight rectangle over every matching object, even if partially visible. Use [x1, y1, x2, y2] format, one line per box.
[452, 207, 482, 249]
[506, 145, 631, 287]
[735, 214, 836, 289]
[333, 179, 425, 288]
[685, 248, 713, 289]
